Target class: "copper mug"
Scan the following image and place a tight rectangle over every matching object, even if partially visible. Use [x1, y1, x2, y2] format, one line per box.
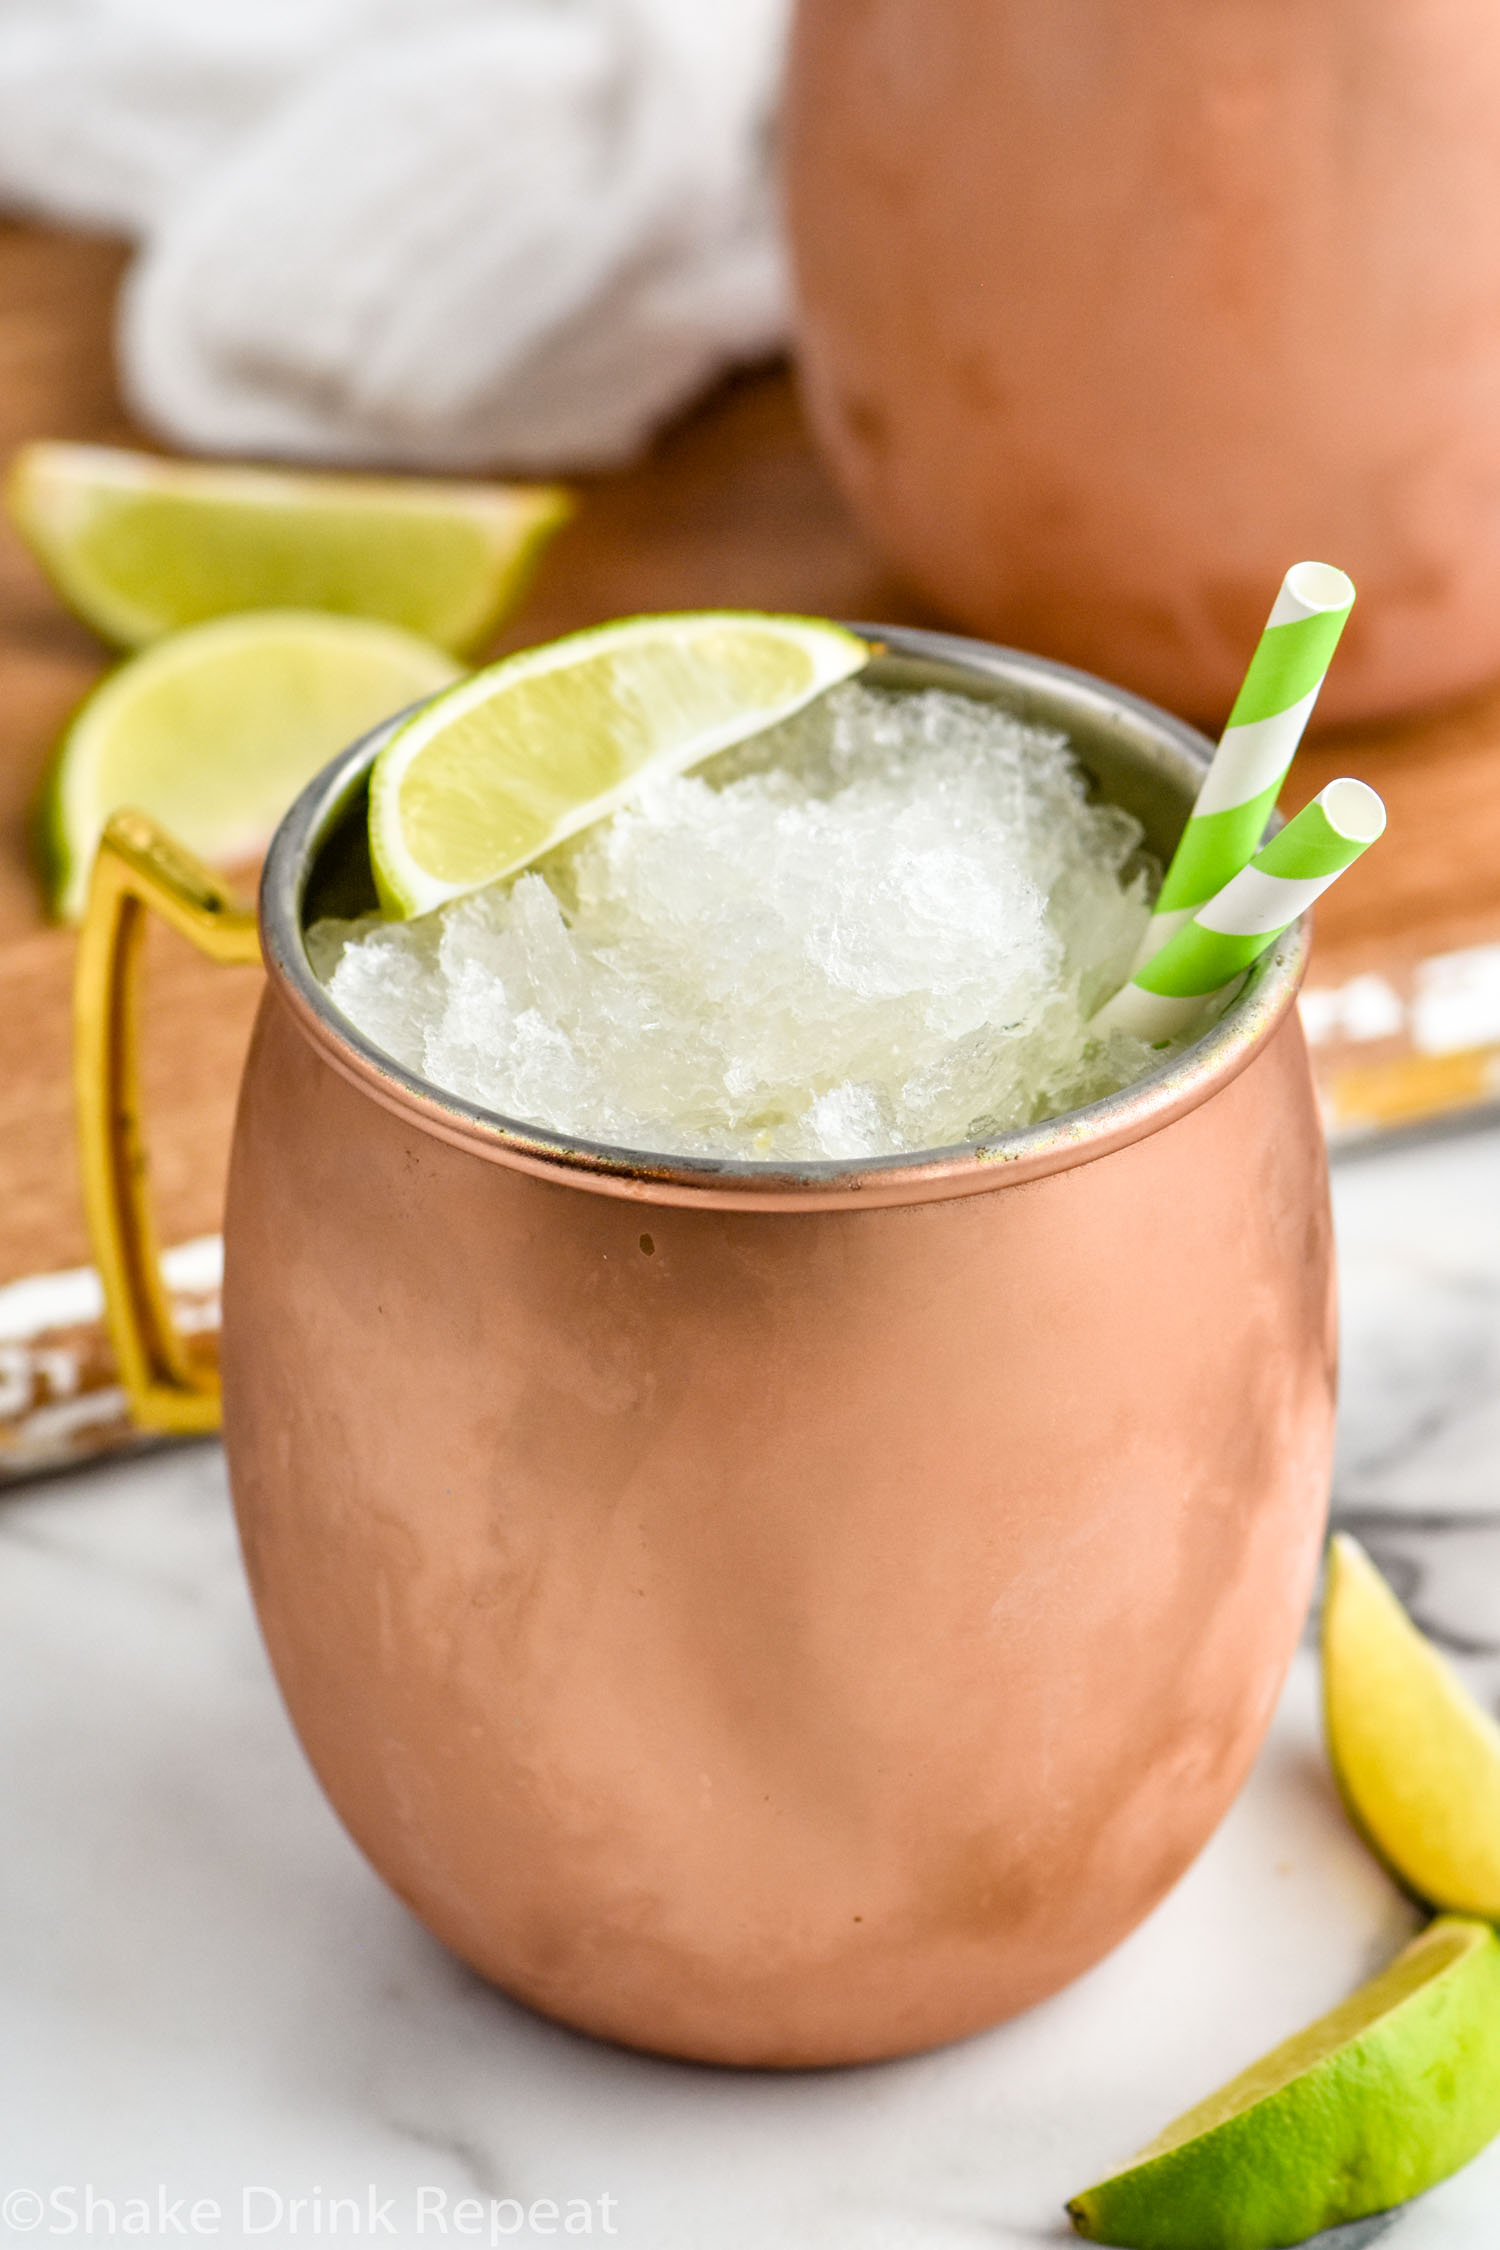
[785, 0, 1500, 725]
[76, 626, 1335, 2068]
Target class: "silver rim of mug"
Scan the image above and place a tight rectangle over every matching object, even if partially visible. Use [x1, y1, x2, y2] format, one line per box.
[256, 623, 1310, 1212]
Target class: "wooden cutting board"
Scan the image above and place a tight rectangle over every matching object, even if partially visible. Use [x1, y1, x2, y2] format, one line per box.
[3, 217, 1498, 1479]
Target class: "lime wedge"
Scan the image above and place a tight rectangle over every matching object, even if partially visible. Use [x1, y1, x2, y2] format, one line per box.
[1323, 1532, 1500, 1917]
[41, 610, 459, 921]
[7, 442, 571, 656]
[1068, 1916, 1500, 2249]
[368, 611, 871, 917]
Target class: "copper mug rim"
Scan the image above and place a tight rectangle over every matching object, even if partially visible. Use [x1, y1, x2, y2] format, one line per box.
[259, 623, 1308, 1214]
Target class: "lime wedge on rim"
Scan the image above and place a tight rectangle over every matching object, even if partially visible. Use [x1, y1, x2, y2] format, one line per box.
[1324, 1532, 1500, 1917]
[367, 611, 871, 918]
[1067, 1916, 1500, 2249]
[7, 442, 571, 656]
[41, 609, 460, 921]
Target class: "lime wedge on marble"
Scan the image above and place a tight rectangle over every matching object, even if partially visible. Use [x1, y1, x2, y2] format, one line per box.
[40, 610, 459, 920]
[1067, 1915, 1500, 2249]
[1323, 1532, 1500, 1917]
[7, 442, 571, 656]
[368, 611, 871, 918]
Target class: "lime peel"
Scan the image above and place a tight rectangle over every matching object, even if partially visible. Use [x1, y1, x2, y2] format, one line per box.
[7, 441, 571, 656]
[41, 609, 459, 921]
[1067, 1916, 1500, 2250]
[1323, 1533, 1500, 1918]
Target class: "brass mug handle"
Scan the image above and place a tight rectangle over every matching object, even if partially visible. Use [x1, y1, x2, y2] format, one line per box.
[74, 810, 261, 1434]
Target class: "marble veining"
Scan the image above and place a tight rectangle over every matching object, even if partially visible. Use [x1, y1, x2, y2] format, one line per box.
[3, 1128, 1500, 2246]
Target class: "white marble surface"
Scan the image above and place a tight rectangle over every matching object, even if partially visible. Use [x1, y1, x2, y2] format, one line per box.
[5, 1127, 1500, 2248]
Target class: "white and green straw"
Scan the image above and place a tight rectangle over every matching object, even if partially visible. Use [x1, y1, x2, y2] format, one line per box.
[1139, 561, 1356, 964]
[1093, 778, 1386, 1045]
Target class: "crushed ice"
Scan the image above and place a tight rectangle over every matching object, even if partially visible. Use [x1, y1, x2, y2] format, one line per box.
[312, 684, 1166, 1162]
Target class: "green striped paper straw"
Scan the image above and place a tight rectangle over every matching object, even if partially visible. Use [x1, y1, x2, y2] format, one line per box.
[1139, 561, 1355, 965]
[1094, 778, 1386, 1044]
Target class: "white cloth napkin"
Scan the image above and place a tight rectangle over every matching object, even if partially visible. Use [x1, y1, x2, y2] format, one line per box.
[0, 0, 791, 470]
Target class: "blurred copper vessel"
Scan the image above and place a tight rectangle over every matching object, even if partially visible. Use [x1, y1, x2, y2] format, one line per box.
[78, 629, 1335, 2066]
[786, 0, 1500, 725]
